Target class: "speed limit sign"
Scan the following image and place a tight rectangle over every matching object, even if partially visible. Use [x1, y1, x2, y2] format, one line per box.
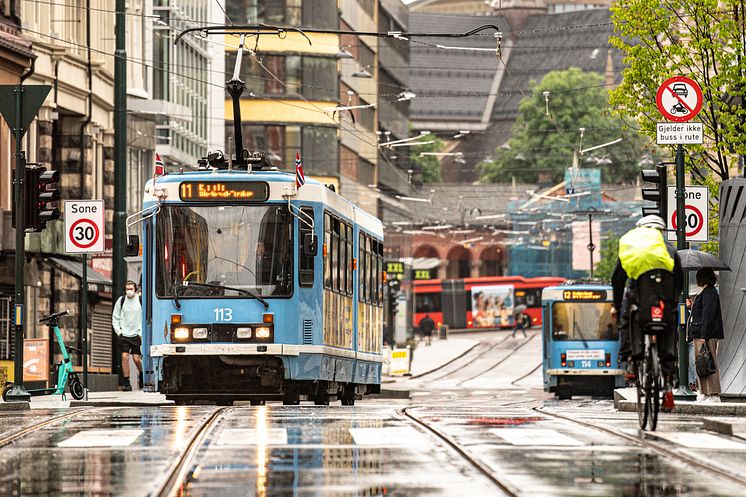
[666, 186, 709, 243]
[64, 200, 105, 253]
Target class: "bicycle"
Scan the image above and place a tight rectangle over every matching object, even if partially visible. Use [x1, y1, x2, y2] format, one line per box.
[634, 331, 662, 431]
[2, 310, 85, 402]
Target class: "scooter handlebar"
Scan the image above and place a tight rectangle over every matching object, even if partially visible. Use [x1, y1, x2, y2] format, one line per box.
[38, 310, 69, 324]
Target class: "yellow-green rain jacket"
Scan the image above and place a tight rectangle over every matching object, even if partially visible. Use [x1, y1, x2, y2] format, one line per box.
[618, 227, 674, 280]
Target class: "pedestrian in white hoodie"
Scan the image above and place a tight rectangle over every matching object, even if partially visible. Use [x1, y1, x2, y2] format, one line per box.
[112, 280, 142, 391]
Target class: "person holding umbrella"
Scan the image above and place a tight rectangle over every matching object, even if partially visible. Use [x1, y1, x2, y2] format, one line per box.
[687, 268, 724, 402]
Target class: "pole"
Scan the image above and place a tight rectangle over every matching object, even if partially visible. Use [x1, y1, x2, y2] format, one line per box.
[674, 144, 695, 399]
[113, 0, 127, 376]
[587, 212, 595, 279]
[82, 254, 88, 400]
[7, 85, 30, 401]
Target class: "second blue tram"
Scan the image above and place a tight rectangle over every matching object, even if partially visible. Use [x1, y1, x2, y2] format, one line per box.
[541, 284, 625, 399]
[138, 167, 384, 405]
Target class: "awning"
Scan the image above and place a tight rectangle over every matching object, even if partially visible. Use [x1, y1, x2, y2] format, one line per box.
[48, 256, 112, 288]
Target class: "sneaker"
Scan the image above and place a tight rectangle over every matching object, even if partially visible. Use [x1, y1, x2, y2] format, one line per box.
[661, 390, 675, 412]
[122, 379, 132, 392]
[696, 393, 706, 402]
[704, 395, 721, 403]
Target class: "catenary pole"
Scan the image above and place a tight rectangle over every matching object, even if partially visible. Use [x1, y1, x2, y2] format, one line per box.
[7, 86, 30, 402]
[674, 144, 695, 399]
[113, 0, 127, 376]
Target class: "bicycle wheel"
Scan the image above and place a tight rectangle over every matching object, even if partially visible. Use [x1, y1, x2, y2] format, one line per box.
[649, 343, 661, 431]
[636, 359, 648, 430]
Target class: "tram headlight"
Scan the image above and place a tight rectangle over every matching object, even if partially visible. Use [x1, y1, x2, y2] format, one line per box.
[173, 327, 190, 340]
[236, 327, 252, 339]
[255, 326, 271, 339]
[192, 327, 208, 339]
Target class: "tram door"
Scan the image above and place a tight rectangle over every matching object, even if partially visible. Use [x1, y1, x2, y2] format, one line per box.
[441, 280, 466, 328]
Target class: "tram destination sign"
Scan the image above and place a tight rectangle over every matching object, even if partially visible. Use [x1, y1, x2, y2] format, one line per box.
[179, 181, 269, 202]
[562, 289, 607, 301]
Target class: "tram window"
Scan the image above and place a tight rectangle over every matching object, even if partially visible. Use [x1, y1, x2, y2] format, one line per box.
[551, 302, 617, 341]
[359, 234, 366, 301]
[346, 224, 353, 295]
[299, 207, 314, 287]
[376, 241, 383, 307]
[323, 212, 331, 289]
[415, 293, 441, 313]
[339, 221, 347, 294]
[331, 217, 340, 292]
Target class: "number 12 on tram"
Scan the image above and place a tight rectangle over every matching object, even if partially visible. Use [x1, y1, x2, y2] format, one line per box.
[541, 284, 625, 399]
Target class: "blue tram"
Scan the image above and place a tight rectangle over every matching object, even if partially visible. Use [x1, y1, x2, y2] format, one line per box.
[137, 168, 384, 405]
[541, 284, 625, 399]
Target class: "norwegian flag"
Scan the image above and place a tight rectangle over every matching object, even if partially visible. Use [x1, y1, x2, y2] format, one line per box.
[295, 152, 305, 189]
[154, 153, 165, 176]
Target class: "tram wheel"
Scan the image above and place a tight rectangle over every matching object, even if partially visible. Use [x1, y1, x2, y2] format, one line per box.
[313, 396, 330, 406]
[250, 400, 266, 406]
[556, 383, 572, 400]
[282, 396, 300, 406]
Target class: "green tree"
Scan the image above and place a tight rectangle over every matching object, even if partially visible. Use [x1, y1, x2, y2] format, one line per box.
[479, 68, 651, 184]
[609, 0, 746, 183]
[594, 231, 621, 282]
[409, 134, 444, 183]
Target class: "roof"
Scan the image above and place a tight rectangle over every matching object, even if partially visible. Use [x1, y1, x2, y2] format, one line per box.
[409, 13, 508, 123]
[491, 9, 623, 122]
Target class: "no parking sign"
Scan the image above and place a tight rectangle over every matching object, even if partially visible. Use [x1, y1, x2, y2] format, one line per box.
[64, 200, 105, 253]
[666, 186, 709, 243]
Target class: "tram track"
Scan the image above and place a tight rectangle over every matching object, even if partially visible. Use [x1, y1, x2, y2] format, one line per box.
[153, 406, 232, 497]
[456, 332, 537, 387]
[534, 406, 746, 489]
[400, 406, 520, 497]
[417, 334, 514, 382]
[0, 408, 98, 449]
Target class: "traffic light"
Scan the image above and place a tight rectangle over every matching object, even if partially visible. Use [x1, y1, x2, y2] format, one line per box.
[640, 163, 668, 219]
[25, 165, 60, 232]
[388, 280, 400, 315]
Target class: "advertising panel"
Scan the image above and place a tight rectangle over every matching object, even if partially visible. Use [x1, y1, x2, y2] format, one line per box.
[471, 285, 515, 327]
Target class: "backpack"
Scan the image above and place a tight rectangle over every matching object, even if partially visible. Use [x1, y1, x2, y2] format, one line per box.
[630, 268, 676, 334]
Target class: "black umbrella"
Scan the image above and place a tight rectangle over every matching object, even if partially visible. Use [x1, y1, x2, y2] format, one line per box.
[677, 249, 730, 271]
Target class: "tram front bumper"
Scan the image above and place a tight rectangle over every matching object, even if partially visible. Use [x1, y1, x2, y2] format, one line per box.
[547, 368, 624, 375]
[151, 343, 295, 356]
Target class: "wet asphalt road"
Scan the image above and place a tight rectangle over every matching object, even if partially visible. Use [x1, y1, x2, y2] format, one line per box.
[2, 330, 746, 496]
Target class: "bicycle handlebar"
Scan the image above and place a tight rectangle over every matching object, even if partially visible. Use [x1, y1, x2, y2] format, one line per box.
[38, 310, 69, 324]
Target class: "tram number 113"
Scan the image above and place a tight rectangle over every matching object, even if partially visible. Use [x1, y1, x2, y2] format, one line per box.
[214, 308, 233, 321]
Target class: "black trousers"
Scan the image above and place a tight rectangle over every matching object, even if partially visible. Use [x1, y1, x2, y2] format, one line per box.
[620, 311, 676, 380]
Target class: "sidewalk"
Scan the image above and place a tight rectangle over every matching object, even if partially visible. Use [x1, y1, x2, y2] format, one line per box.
[0, 389, 173, 410]
[384, 335, 479, 381]
[614, 387, 746, 416]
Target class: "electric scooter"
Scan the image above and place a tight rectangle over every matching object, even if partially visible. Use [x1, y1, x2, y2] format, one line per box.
[2, 310, 85, 401]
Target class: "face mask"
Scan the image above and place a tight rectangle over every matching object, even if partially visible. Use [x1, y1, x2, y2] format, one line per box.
[126, 290, 135, 298]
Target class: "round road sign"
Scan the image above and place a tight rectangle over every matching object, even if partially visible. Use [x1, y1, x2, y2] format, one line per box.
[68, 218, 100, 249]
[656, 76, 703, 122]
[670, 204, 705, 238]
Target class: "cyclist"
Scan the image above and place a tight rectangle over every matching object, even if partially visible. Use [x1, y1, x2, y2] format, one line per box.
[611, 215, 683, 412]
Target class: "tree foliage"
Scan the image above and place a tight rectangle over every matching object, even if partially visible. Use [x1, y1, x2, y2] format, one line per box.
[409, 134, 445, 183]
[479, 68, 651, 184]
[609, 0, 746, 184]
[594, 231, 621, 282]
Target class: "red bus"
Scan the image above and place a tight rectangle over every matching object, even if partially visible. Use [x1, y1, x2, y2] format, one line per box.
[414, 276, 565, 331]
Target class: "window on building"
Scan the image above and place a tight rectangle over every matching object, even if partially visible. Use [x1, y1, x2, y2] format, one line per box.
[227, 0, 336, 29]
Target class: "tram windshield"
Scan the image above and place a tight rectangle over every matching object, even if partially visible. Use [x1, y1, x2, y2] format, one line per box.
[551, 302, 617, 341]
[156, 204, 292, 298]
